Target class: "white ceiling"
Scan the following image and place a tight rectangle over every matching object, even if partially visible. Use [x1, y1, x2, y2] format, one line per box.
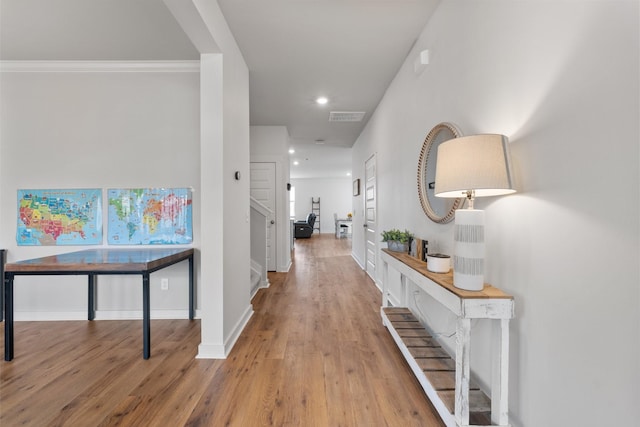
[217, 0, 439, 178]
[0, 0, 200, 60]
[1, 0, 439, 178]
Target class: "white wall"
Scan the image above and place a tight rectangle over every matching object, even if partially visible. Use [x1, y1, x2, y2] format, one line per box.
[0, 1, 255, 359]
[352, 1, 639, 426]
[291, 177, 352, 234]
[0, 68, 200, 319]
[250, 125, 292, 272]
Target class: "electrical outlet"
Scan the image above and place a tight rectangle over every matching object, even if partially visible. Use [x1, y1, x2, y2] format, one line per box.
[161, 278, 169, 290]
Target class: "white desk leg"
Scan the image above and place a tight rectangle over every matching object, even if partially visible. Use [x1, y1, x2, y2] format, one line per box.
[455, 317, 471, 426]
[492, 318, 510, 425]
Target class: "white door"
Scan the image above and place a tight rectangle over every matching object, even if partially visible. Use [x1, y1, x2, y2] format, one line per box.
[250, 162, 277, 271]
[364, 154, 377, 280]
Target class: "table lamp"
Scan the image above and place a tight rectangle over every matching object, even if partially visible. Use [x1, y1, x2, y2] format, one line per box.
[434, 134, 515, 291]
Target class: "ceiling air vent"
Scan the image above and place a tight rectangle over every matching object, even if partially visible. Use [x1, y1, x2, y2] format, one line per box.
[329, 111, 366, 122]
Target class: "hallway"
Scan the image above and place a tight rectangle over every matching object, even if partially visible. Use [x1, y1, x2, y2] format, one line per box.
[1, 235, 444, 426]
[221, 233, 444, 426]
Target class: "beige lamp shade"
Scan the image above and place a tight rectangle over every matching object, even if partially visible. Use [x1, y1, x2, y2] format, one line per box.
[434, 134, 516, 198]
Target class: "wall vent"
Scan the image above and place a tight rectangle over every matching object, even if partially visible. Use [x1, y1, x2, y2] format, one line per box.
[329, 111, 366, 122]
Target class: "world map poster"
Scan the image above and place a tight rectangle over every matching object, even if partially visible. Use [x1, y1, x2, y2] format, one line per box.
[108, 188, 193, 245]
[17, 189, 102, 246]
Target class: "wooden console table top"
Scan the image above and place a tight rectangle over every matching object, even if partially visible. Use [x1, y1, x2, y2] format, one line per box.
[381, 249, 512, 300]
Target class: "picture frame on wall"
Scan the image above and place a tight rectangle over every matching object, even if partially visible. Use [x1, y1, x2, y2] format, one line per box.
[353, 179, 360, 196]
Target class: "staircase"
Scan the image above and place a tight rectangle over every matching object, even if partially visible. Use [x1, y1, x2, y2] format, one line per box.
[250, 260, 263, 296]
[250, 197, 271, 297]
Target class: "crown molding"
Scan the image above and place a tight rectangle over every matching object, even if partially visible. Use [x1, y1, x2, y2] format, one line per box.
[0, 60, 200, 73]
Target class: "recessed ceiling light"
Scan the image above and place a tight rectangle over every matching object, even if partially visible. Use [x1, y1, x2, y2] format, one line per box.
[316, 96, 328, 105]
[347, 172, 351, 176]
[293, 161, 299, 166]
[289, 148, 295, 154]
[315, 139, 325, 145]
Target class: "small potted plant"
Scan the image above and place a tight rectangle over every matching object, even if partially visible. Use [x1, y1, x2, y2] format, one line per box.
[381, 228, 413, 252]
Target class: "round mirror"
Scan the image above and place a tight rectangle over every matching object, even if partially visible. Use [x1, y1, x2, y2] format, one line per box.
[417, 122, 464, 223]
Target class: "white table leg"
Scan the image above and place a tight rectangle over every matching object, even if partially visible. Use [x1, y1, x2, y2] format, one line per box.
[382, 260, 389, 308]
[455, 317, 471, 426]
[492, 318, 510, 425]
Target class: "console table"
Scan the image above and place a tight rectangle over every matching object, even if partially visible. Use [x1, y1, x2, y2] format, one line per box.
[380, 249, 514, 427]
[4, 248, 195, 361]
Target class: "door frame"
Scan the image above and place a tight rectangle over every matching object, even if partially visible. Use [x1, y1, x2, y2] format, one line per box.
[250, 155, 291, 272]
[250, 162, 277, 271]
[364, 153, 377, 281]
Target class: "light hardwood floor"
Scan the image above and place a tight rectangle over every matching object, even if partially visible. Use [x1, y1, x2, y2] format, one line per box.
[1, 235, 444, 426]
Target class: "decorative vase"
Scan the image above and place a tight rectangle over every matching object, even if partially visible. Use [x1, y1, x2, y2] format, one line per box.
[453, 209, 485, 291]
[387, 240, 409, 252]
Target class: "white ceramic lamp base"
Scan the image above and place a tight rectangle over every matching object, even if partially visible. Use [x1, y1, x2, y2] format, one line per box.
[453, 209, 485, 291]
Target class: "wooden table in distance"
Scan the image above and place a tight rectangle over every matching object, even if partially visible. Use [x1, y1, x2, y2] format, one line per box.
[3, 248, 195, 361]
[334, 218, 352, 238]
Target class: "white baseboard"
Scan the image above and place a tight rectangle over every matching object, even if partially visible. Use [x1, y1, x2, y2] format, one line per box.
[351, 252, 365, 269]
[196, 343, 227, 359]
[250, 277, 271, 300]
[196, 305, 254, 360]
[223, 305, 253, 355]
[276, 260, 292, 272]
[13, 311, 88, 321]
[374, 280, 383, 294]
[95, 310, 192, 320]
[13, 310, 197, 321]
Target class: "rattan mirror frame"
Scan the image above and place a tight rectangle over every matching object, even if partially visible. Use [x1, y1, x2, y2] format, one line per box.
[417, 122, 464, 223]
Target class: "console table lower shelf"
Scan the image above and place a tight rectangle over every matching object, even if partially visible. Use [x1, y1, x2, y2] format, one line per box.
[382, 307, 492, 426]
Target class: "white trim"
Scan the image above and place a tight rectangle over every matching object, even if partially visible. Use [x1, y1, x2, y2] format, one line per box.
[223, 305, 253, 355]
[374, 280, 383, 294]
[250, 154, 291, 273]
[351, 252, 365, 270]
[0, 60, 200, 73]
[14, 311, 87, 321]
[250, 278, 270, 300]
[196, 343, 227, 359]
[13, 309, 196, 321]
[250, 259, 270, 290]
[250, 259, 262, 276]
[196, 305, 254, 359]
[94, 310, 192, 320]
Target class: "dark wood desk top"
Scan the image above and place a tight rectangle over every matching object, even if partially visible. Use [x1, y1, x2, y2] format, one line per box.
[5, 248, 194, 274]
